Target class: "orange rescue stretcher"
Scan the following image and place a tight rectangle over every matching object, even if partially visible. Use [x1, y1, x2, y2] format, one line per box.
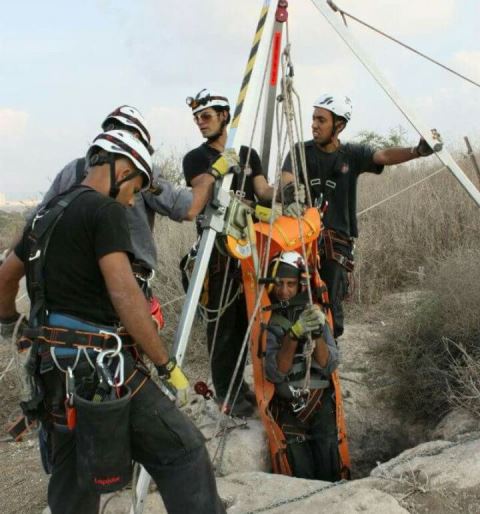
[239, 207, 351, 478]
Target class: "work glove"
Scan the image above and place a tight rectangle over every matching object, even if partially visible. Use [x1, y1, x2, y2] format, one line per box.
[289, 305, 326, 340]
[0, 313, 26, 339]
[209, 149, 240, 178]
[156, 357, 190, 404]
[413, 138, 434, 157]
[282, 183, 306, 218]
[254, 203, 282, 223]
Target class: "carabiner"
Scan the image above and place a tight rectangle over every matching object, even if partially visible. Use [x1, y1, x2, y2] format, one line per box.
[98, 329, 122, 357]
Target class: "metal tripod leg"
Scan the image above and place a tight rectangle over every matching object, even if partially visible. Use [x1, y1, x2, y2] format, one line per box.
[129, 3, 278, 513]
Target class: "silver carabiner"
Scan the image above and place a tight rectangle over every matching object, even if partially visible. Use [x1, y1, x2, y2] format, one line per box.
[96, 349, 116, 386]
[98, 330, 122, 357]
[96, 348, 125, 388]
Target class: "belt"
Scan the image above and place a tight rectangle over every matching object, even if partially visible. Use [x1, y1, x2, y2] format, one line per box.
[18, 326, 135, 352]
[320, 229, 354, 272]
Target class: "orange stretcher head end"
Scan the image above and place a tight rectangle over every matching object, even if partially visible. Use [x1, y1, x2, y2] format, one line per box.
[254, 208, 322, 257]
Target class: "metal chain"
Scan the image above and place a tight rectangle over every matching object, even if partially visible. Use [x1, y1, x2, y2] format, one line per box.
[242, 479, 345, 514]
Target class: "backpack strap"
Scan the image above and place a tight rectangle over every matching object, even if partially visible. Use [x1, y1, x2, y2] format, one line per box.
[75, 157, 87, 184]
[26, 187, 91, 325]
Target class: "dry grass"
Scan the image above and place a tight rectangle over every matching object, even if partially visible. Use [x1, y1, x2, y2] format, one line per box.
[354, 153, 480, 304]
[151, 217, 210, 382]
[0, 210, 26, 250]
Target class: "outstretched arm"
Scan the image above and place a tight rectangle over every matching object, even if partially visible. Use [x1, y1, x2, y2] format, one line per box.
[373, 147, 418, 166]
[374, 138, 434, 166]
[186, 174, 215, 220]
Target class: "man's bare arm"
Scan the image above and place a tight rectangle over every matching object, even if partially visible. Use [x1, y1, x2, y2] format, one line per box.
[281, 171, 294, 185]
[0, 253, 25, 319]
[99, 252, 169, 366]
[253, 175, 274, 203]
[373, 147, 418, 166]
[184, 173, 215, 220]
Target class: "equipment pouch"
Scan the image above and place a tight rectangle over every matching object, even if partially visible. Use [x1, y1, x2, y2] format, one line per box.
[74, 385, 132, 493]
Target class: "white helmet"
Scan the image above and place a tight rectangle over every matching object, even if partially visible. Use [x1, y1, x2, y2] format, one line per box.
[269, 251, 306, 279]
[186, 89, 230, 115]
[88, 130, 153, 191]
[313, 94, 352, 122]
[101, 105, 152, 151]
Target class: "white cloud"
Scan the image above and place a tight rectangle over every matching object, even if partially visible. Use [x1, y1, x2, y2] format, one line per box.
[0, 108, 28, 139]
[146, 105, 198, 151]
[452, 51, 480, 83]
[321, 0, 456, 35]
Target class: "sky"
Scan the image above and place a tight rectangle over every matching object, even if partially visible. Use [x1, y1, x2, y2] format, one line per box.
[1, 0, 479, 199]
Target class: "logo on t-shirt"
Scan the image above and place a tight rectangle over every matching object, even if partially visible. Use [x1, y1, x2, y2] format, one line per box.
[340, 162, 349, 174]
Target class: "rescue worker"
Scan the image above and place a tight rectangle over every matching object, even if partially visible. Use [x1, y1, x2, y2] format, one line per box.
[282, 93, 435, 337]
[182, 89, 274, 416]
[5, 105, 214, 325]
[264, 251, 340, 481]
[0, 130, 225, 514]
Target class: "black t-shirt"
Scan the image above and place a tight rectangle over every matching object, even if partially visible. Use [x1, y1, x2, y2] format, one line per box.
[15, 186, 133, 326]
[283, 140, 383, 238]
[183, 144, 265, 202]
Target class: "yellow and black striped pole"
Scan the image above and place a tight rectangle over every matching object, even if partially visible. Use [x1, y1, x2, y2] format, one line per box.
[230, 0, 272, 133]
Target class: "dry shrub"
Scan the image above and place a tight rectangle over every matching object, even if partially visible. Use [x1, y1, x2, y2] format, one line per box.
[0, 210, 26, 250]
[354, 153, 480, 304]
[389, 246, 480, 421]
[151, 217, 210, 381]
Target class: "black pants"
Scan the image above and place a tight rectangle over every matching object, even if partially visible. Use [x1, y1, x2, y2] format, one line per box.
[320, 259, 347, 338]
[43, 355, 225, 514]
[274, 389, 341, 481]
[206, 265, 248, 400]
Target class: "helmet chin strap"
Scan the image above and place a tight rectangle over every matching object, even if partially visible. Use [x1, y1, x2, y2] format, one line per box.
[108, 157, 120, 198]
[109, 161, 142, 198]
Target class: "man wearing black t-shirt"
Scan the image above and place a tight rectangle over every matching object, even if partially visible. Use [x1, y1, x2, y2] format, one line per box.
[0, 130, 224, 514]
[282, 93, 435, 337]
[183, 89, 274, 416]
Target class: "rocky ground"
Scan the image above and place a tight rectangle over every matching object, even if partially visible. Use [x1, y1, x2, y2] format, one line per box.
[1, 291, 479, 513]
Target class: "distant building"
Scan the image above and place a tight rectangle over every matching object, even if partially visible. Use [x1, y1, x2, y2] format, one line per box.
[0, 193, 38, 213]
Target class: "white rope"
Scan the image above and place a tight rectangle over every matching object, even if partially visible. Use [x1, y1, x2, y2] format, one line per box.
[0, 357, 15, 382]
[160, 294, 186, 307]
[278, 35, 315, 389]
[357, 166, 446, 216]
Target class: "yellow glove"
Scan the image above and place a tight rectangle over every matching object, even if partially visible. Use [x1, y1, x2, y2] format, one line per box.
[289, 305, 325, 339]
[210, 148, 240, 178]
[156, 357, 189, 404]
[254, 203, 282, 223]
